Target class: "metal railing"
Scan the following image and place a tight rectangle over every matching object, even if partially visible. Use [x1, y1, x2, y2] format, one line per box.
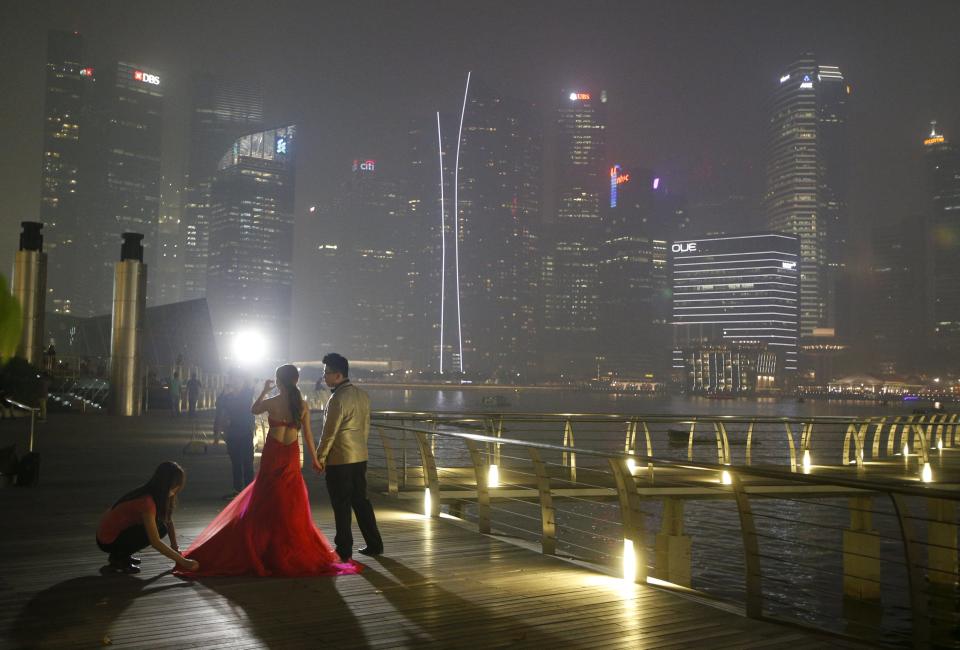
[365, 412, 960, 648]
[371, 410, 959, 480]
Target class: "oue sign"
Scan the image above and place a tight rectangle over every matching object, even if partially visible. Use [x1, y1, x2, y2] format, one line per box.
[672, 242, 698, 253]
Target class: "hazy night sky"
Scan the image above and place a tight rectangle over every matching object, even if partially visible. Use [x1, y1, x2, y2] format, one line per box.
[2, 0, 959, 293]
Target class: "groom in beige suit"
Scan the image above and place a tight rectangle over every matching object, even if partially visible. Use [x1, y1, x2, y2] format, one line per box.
[315, 353, 383, 562]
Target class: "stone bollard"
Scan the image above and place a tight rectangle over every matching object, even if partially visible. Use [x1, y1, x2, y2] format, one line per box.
[654, 497, 691, 587]
[843, 496, 881, 600]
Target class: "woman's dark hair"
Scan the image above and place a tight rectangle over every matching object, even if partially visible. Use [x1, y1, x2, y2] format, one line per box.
[276, 364, 303, 429]
[114, 461, 185, 522]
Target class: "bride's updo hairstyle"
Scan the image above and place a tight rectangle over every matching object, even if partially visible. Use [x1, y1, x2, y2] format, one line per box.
[275, 364, 303, 429]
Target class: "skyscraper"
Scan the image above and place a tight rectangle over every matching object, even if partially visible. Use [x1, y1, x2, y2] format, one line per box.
[764, 54, 849, 339]
[867, 215, 926, 376]
[923, 122, 960, 367]
[206, 125, 296, 365]
[599, 164, 670, 379]
[404, 77, 542, 376]
[308, 159, 410, 366]
[78, 61, 164, 316]
[455, 79, 542, 377]
[39, 30, 91, 315]
[543, 89, 608, 377]
[671, 233, 801, 379]
[182, 75, 265, 301]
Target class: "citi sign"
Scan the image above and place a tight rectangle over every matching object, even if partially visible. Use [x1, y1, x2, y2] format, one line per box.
[353, 159, 376, 172]
[671, 242, 698, 253]
[133, 70, 160, 85]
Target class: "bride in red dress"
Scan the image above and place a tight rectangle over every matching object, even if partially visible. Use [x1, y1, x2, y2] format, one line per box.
[176, 364, 361, 577]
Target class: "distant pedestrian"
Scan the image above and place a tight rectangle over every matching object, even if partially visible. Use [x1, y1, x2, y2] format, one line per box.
[169, 372, 182, 416]
[186, 372, 202, 417]
[96, 461, 199, 574]
[44, 343, 56, 373]
[215, 372, 256, 497]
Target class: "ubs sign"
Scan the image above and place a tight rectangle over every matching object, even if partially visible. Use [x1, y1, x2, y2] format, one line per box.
[671, 242, 698, 253]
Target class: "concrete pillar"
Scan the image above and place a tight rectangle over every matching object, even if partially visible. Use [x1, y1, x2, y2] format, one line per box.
[843, 496, 881, 600]
[12, 222, 47, 366]
[654, 498, 691, 587]
[110, 233, 147, 416]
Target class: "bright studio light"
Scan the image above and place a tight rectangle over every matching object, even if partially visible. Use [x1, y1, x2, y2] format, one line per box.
[721, 470, 733, 485]
[232, 330, 268, 365]
[802, 449, 812, 473]
[922, 462, 933, 483]
[423, 488, 432, 517]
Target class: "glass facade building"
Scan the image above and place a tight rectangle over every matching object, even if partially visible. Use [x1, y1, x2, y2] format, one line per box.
[671, 233, 801, 380]
[206, 125, 296, 365]
[923, 123, 960, 368]
[39, 30, 91, 315]
[763, 54, 848, 339]
[182, 75, 264, 302]
[542, 89, 608, 377]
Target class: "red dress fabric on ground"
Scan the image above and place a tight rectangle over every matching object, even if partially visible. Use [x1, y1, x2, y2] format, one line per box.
[176, 436, 361, 577]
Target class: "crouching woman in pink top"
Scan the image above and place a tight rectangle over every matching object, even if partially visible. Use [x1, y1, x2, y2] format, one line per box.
[96, 461, 200, 574]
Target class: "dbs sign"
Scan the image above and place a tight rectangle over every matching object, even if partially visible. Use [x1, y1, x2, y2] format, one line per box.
[133, 70, 160, 85]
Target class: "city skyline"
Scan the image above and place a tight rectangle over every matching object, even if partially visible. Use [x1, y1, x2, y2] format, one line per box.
[3, 2, 960, 381]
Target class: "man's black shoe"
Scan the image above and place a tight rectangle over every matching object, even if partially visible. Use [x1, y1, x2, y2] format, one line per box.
[358, 546, 383, 557]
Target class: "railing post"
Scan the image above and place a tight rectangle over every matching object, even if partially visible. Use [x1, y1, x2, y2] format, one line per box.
[713, 421, 731, 464]
[529, 448, 556, 555]
[562, 419, 576, 483]
[378, 427, 399, 497]
[465, 439, 491, 534]
[890, 493, 930, 648]
[784, 422, 798, 472]
[730, 471, 762, 618]
[687, 420, 696, 461]
[414, 430, 440, 518]
[641, 420, 653, 458]
[843, 496, 881, 601]
[609, 457, 645, 583]
[745, 420, 754, 465]
[871, 417, 886, 459]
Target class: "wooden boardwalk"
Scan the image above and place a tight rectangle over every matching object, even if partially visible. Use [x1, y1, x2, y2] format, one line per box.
[0, 412, 869, 649]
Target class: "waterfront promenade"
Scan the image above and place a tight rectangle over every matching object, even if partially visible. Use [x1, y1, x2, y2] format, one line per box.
[0, 412, 868, 649]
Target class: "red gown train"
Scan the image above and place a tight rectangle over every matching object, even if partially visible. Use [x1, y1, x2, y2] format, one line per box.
[176, 436, 361, 577]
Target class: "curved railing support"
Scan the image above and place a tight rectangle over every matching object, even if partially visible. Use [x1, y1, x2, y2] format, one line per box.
[889, 493, 930, 647]
[731, 471, 762, 618]
[609, 457, 646, 583]
[465, 438, 491, 534]
[713, 421, 731, 464]
[414, 430, 441, 518]
[784, 422, 798, 472]
[377, 427, 399, 497]
[562, 419, 576, 483]
[529, 448, 556, 555]
[745, 421, 755, 466]
[687, 420, 697, 461]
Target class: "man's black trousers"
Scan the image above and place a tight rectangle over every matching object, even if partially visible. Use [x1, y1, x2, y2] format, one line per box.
[324, 461, 382, 560]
